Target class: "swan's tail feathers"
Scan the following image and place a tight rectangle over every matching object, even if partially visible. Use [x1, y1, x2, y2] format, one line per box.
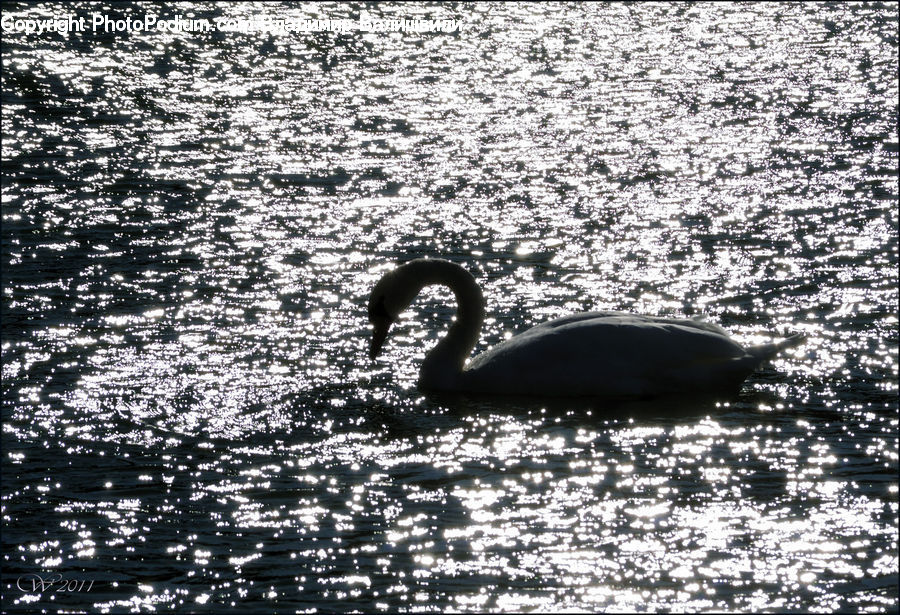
[749, 333, 806, 362]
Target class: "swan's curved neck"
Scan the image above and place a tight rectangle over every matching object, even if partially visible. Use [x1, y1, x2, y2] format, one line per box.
[404, 260, 485, 389]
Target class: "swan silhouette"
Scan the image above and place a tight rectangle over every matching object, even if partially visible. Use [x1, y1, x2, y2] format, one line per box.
[367, 258, 803, 397]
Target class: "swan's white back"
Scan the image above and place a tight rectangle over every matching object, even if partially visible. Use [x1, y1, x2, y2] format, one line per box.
[463, 312, 761, 396]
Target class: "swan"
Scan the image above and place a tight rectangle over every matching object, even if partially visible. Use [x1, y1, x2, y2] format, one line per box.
[367, 258, 803, 397]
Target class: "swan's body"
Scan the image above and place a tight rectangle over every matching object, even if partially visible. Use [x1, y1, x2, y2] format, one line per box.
[367, 259, 802, 397]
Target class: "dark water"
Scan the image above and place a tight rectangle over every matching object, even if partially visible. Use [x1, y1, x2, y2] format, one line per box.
[2, 2, 897, 612]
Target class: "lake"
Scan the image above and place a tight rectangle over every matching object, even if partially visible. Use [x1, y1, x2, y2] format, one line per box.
[2, 2, 897, 612]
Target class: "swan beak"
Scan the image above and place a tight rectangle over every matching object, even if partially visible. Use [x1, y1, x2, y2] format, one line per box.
[370, 319, 391, 360]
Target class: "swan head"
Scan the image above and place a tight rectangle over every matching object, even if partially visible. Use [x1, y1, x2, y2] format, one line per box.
[367, 265, 422, 360]
[368, 291, 394, 360]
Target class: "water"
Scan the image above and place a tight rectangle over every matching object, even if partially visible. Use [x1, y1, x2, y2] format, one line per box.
[1, 2, 897, 612]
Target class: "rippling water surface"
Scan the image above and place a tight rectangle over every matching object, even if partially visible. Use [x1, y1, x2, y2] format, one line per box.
[2, 2, 898, 612]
